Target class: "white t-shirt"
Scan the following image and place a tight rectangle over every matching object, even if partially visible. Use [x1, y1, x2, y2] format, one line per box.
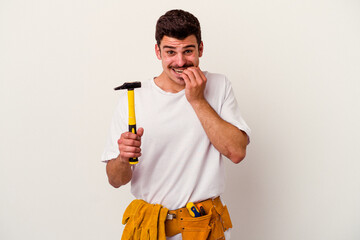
[102, 71, 251, 211]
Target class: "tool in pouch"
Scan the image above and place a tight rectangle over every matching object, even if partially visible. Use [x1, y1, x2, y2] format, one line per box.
[196, 203, 206, 216]
[114, 81, 142, 165]
[186, 202, 202, 217]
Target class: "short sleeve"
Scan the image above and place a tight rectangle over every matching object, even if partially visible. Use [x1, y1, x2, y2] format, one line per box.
[101, 98, 128, 162]
[220, 78, 251, 142]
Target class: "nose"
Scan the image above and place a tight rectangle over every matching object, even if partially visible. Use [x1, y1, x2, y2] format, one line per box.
[175, 53, 186, 67]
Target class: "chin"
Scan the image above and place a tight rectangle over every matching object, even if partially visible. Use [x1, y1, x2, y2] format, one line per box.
[175, 77, 186, 85]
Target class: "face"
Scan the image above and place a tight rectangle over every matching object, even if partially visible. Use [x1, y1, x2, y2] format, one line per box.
[155, 35, 203, 87]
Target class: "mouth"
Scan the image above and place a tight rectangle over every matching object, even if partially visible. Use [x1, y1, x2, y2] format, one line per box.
[172, 68, 184, 74]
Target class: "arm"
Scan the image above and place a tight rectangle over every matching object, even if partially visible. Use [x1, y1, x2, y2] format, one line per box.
[106, 128, 144, 188]
[182, 68, 248, 164]
[189, 100, 248, 163]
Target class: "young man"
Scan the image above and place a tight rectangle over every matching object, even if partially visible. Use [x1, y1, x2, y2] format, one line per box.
[102, 9, 251, 240]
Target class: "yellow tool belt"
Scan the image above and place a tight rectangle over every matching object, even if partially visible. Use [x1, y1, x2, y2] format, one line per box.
[121, 197, 232, 240]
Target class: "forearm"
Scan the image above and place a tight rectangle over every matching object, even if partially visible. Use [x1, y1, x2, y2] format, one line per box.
[190, 99, 248, 163]
[106, 128, 143, 188]
[106, 155, 132, 188]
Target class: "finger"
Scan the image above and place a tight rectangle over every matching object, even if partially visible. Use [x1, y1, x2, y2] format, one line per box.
[182, 68, 196, 84]
[181, 72, 191, 86]
[120, 138, 141, 147]
[118, 137, 141, 148]
[119, 143, 142, 158]
[194, 67, 206, 83]
[187, 67, 205, 85]
[119, 145, 141, 153]
[197, 67, 206, 80]
[137, 127, 144, 137]
[121, 131, 140, 140]
[120, 151, 142, 159]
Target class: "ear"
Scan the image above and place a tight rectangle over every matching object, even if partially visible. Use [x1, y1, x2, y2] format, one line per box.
[198, 41, 204, 57]
[155, 44, 161, 60]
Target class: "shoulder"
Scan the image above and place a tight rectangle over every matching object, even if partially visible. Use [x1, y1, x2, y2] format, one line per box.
[203, 71, 232, 93]
[204, 71, 231, 86]
[202, 71, 233, 104]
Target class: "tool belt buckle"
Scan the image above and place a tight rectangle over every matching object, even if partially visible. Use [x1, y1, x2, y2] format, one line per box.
[166, 213, 176, 220]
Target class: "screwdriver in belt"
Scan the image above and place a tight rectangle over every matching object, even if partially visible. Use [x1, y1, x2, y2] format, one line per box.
[196, 203, 206, 216]
[186, 202, 201, 217]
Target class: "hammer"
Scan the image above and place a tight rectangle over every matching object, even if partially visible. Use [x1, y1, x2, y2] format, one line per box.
[114, 81, 142, 165]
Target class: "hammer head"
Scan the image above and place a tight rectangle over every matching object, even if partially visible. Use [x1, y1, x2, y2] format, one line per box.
[114, 81, 141, 91]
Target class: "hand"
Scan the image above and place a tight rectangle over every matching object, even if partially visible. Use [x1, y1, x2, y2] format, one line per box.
[117, 127, 144, 163]
[181, 67, 207, 104]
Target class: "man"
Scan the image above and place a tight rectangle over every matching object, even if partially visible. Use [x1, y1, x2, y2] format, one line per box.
[102, 9, 251, 240]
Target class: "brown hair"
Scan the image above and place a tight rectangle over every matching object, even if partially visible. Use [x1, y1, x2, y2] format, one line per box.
[155, 9, 202, 47]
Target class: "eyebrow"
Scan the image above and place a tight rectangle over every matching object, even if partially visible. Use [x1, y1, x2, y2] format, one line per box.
[163, 44, 196, 49]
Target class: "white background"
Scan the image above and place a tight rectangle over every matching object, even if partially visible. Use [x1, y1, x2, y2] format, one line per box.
[1, 0, 359, 239]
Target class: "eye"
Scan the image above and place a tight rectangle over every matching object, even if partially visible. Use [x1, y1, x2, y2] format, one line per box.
[167, 50, 175, 56]
[184, 50, 193, 54]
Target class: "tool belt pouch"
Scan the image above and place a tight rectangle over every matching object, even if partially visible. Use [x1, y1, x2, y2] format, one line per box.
[180, 205, 232, 240]
[208, 205, 233, 240]
[179, 213, 212, 240]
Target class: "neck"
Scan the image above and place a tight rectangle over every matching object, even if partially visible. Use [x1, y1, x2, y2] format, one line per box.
[154, 72, 185, 93]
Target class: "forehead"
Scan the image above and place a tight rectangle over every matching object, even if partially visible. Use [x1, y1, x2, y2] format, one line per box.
[160, 35, 198, 49]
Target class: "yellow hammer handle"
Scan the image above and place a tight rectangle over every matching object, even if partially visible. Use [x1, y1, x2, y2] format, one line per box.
[128, 90, 136, 126]
[127, 89, 138, 165]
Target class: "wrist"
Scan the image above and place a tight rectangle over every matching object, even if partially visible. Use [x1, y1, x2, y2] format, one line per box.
[116, 154, 131, 165]
[189, 98, 208, 109]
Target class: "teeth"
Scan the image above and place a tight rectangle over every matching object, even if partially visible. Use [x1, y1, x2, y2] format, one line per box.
[173, 69, 184, 74]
